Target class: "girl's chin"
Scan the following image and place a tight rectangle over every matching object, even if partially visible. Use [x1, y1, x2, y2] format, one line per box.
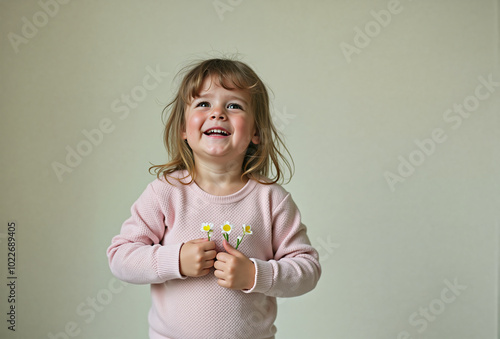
[195, 150, 245, 162]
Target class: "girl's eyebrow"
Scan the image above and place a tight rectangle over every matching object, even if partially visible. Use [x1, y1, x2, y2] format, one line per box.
[230, 96, 249, 106]
[194, 92, 249, 106]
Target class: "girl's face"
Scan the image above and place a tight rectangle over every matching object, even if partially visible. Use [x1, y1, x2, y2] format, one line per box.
[182, 76, 260, 167]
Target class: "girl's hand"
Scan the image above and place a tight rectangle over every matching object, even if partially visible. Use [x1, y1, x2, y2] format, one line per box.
[214, 240, 256, 290]
[179, 238, 216, 277]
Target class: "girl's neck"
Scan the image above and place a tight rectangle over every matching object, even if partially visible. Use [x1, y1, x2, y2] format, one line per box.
[193, 161, 248, 196]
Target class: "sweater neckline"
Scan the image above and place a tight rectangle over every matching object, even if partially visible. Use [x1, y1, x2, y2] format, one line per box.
[182, 170, 258, 204]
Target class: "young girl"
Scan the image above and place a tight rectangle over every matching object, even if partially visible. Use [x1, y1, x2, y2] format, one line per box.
[107, 58, 321, 339]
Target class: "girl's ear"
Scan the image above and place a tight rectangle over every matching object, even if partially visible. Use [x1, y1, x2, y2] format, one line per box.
[251, 129, 260, 145]
[181, 120, 187, 140]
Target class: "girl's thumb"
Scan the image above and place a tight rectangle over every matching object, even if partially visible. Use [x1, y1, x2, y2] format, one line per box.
[223, 239, 238, 254]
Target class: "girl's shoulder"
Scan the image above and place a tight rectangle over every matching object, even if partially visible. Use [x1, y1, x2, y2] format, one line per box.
[149, 170, 191, 193]
[252, 175, 291, 202]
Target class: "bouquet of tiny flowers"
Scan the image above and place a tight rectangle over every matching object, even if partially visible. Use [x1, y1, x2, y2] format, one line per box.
[201, 221, 252, 249]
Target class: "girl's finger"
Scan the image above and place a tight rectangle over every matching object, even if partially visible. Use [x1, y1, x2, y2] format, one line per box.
[213, 260, 223, 271]
[216, 252, 229, 262]
[205, 250, 217, 259]
[213, 268, 224, 279]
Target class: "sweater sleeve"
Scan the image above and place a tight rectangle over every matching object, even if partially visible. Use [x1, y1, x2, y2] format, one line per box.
[245, 193, 321, 297]
[107, 182, 185, 284]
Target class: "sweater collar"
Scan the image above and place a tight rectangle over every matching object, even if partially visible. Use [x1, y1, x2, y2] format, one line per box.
[181, 170, 258, 204]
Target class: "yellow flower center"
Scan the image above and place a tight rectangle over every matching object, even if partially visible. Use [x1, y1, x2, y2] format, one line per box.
[223, 224, 231, 232]
[203, 225, 211, 231]
[245, 225, 251, 233]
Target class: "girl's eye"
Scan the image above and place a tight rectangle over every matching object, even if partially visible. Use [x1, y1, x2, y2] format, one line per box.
[227, 103, 243, 110]
[196, 101, 210, 108]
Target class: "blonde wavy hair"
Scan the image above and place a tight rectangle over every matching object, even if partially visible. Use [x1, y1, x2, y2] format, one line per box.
[149, 58, 293, 185]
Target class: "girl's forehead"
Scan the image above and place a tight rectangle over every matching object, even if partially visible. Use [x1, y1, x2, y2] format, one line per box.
[199, 76, 218, 92]
[199, 75, 236, 91]
[194, 76, 251, 99]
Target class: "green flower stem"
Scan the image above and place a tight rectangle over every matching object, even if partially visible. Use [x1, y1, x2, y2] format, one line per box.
[235, 234, 245, 250]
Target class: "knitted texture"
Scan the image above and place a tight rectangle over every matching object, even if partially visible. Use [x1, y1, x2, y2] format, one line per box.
[107, 171, 321, 339]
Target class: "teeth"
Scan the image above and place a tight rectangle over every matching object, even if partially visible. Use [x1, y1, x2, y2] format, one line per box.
[206, 129, 228, 135]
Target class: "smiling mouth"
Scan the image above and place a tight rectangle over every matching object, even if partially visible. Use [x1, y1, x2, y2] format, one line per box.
[203, 128, 231, 136]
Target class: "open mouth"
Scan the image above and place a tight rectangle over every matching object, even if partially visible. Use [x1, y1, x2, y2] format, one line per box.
[203, 128, 231, 136]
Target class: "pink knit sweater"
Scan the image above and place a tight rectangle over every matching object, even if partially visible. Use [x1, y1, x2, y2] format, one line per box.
[107, 171, 321, 339]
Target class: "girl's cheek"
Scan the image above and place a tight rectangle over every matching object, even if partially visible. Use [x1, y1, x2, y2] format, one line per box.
[186, 114, 204, 132]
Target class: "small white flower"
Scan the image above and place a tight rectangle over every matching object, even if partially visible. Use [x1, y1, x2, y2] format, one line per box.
[242, 224, 252, 235]
[221, 222, 233, 234]
[221, 221, 233, 242]
[235, 224, 254, 250]
[201, 223, 213, 233]
[201, 223, 214, 240]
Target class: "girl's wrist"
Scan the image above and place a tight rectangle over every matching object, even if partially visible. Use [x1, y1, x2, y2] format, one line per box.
[244, 261, 256, 290]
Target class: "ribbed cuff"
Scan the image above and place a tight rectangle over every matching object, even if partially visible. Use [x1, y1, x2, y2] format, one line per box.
[156, 243, 186, 281]
[243, 258, 273, 294]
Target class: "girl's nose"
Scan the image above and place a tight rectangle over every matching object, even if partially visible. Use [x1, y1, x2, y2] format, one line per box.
[210, 110, 227, 121]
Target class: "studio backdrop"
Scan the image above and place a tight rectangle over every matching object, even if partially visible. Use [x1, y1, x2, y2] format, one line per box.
[0, 0, 498, 338]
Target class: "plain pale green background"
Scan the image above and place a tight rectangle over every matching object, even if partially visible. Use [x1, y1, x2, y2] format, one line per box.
[0, 0, 499, 338]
